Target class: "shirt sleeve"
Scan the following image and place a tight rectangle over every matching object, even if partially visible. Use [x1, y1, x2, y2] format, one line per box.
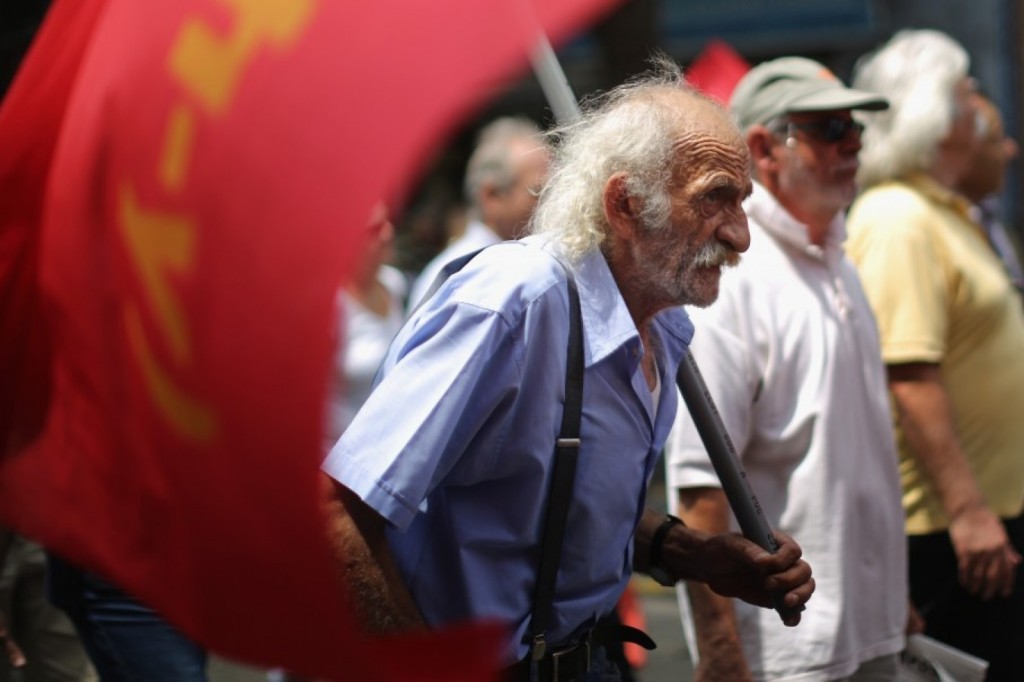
[666, 287, 758, 493]
[323, 299, 524, 531]
[847, 192, 948, 364]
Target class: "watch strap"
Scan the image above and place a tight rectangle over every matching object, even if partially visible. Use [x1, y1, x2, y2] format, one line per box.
[649, 514, 683, 575]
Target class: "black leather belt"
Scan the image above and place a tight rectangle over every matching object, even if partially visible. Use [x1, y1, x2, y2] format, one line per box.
[503, 640, 591, 682]
[502, 624, 655, 682]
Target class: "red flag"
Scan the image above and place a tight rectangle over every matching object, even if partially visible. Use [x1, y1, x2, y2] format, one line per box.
[0, 0, 620, 678]
[685, 39, 751, 105]
[0, 0, 106, 458]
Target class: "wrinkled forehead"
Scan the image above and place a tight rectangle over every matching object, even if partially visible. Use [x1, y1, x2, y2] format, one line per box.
[662, 91, 749, 172]
[672, 126, 750, 183]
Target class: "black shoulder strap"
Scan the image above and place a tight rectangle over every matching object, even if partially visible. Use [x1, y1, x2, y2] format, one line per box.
[413, 244, 584, 660]
[525, 258, 583, 661]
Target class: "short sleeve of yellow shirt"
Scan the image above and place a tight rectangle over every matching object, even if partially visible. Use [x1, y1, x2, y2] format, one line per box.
[845, 176, 1024, 531]
[846, 182, 948, 364]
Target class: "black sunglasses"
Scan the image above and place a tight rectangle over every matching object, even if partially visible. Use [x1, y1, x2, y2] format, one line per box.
[785, 117, 865, 143]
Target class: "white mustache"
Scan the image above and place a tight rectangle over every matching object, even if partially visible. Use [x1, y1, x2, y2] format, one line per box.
[692, 240, 741, 268]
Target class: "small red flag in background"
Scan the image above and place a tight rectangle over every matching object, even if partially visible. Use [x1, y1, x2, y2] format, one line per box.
[0, 0, 620, 678]
[684, 39, 751, 105]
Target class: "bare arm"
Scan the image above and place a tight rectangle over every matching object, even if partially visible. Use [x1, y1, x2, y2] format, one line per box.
[888, 362, 1020, 599]
[677, 488, 753, 682]
[320, 474, 427, 633]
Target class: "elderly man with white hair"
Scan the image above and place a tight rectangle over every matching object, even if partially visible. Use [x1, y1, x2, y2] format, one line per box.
[846, 29, 1024, 681]
[320, 60, 816, 681]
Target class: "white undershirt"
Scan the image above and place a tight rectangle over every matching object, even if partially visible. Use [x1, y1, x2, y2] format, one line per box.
[650, 357, 661, 415]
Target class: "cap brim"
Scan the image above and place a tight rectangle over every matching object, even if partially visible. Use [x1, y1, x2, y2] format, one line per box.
[785, 88, 889, 114]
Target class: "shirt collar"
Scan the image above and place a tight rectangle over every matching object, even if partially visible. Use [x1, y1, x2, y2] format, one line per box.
[527, 237, 694, 368]
[901, 172, 976, 222]
[464, 218, 503, 245]
[744, 181, 847, 259]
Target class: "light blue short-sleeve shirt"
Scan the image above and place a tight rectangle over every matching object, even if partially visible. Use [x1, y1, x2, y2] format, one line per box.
[323, 237, 693, 662]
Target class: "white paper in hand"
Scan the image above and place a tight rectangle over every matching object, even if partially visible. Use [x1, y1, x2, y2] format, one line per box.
[899, 634, 988, 682]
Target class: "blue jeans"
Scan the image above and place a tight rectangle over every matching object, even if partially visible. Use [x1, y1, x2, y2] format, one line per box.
[506, 646, 624, 681]
[46, 555, 207, 682]
[581, 647, 625, 681]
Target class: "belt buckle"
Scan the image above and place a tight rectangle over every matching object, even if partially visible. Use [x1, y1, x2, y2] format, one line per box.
[550, 640, 590, 680]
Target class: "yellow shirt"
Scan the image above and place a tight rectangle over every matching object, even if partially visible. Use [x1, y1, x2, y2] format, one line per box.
[846, 173, 1024, 533]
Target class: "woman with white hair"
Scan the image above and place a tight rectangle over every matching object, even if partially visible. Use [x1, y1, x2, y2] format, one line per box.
[846, 29, 1024, 681]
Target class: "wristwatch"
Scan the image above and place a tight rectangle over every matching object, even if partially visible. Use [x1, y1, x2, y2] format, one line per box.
[648, 514, 683, 587]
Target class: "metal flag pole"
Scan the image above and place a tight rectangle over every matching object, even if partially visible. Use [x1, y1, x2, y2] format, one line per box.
[530, 37, 582, 125]
[529, 34, 799, 622]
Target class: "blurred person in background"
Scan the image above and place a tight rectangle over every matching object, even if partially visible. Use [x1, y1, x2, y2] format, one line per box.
[46, 553, 207, 681]
[277, 205, 406, 682]
[667, 56, 908, 681]
[0, 530, 95, 682]
[323, 203, 406, 447]
[847, 29, 1024, 680]
[955, 92, 1024, 291]
[407, 117, 550, 308]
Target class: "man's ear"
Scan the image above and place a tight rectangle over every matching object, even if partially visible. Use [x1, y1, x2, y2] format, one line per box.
[479, 180, 502, 205]
[603, 173, 642, 239]
[747, 125, 780, 177]
[477, 180, 504, 224]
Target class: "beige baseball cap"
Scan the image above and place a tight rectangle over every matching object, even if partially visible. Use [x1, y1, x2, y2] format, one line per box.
[729, 56, 889, 129]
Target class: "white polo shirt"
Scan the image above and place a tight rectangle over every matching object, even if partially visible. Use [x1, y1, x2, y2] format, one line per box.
[666, 184, 907, 681]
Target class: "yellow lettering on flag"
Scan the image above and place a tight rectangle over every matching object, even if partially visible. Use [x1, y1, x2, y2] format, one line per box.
[168, 0, 316, 115]
[160, 104, 195, 193]
[119, 183, 194, 364]
[119, 183, 216, 441]
[125, 305, 217, 441]
[118, 0, 320, 440]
